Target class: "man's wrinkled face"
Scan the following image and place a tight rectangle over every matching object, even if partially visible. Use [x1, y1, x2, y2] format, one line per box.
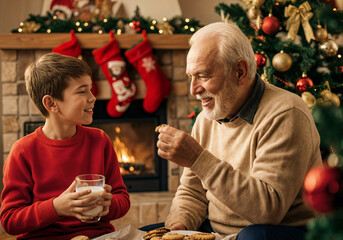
[187, 38, 239, 120]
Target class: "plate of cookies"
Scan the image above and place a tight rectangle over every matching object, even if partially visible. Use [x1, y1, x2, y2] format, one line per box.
[143, 227, 216, 240]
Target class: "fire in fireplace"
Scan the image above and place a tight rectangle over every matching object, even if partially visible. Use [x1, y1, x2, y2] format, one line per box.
[24, 99, 168, 192]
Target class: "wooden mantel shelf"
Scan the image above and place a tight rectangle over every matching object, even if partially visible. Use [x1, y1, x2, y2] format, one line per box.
[0, 33, 191, 50]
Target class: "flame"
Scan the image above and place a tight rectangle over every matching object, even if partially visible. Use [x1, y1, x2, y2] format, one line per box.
[112, 127, 146, 175]
[113, 136, 135, 163]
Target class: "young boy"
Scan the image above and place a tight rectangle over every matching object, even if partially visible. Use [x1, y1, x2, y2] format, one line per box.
[0, 53, 130, 239]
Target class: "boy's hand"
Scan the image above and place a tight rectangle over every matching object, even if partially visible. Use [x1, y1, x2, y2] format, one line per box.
[98, 184, 112, 217]
[53, 181, 102, 222]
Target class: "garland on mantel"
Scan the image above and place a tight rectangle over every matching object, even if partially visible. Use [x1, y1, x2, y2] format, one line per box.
[12, 7, 202, 35]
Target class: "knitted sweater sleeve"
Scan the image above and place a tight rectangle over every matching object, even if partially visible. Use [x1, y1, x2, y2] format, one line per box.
[0, 142, 60, 235]
[165, 166, 209, 230]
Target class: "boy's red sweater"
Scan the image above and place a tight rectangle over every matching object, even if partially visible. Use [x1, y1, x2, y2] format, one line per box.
[0, 125, 130, 239]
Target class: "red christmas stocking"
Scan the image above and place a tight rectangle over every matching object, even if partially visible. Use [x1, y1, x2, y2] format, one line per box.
[125, 30, 171, 113]
[92, 30, 136, 117]
[52, 30, 98, 96]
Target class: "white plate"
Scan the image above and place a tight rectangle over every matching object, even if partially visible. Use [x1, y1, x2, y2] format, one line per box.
[169, 230, 201, 235]
[142, 230, 201, 239]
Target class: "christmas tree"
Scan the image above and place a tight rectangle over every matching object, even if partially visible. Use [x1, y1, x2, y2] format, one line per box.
[215, 1, 343, 238]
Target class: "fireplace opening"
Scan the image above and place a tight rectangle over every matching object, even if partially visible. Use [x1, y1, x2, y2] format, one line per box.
[24, 99, 168, 192]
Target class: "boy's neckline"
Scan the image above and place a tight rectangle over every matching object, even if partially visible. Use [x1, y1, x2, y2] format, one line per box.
[36, 124, 84, 147]
[42, 124, 78, 140]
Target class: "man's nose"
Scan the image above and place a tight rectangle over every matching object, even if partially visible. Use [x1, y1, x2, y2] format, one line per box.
[190, 78, 204, 96]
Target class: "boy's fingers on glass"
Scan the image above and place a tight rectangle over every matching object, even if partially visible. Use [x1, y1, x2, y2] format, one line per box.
[98, 209, 109, 217]
[73, 189, 91, 199]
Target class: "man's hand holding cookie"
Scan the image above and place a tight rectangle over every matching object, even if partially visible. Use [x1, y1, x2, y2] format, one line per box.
[156, 125, 203, 168]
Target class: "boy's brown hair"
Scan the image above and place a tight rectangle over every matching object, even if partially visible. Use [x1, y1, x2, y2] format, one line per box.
[25, 53, 92, 117]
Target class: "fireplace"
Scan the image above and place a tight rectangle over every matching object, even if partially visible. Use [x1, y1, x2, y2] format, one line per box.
[24, 99, 168, 192]
[92, 99, 168, 192]
[1, 39, 196, 197]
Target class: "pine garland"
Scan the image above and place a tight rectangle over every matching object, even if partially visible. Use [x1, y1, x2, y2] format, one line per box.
[12, 7, 203, 35]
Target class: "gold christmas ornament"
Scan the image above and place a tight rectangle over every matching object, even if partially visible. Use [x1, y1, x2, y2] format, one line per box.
[315, 24, 328, 42]
[245, 0, 266, 27]
[319, 39, 339, 57]
[272, 50, 293, 72]
[156, 21, 174, 35]
[284, 1, 315, 43]
[318, 89, 341, 107]
[20, 21, 41, 33]
[301, 91, 317, 108]
[247, 6, 262, 20]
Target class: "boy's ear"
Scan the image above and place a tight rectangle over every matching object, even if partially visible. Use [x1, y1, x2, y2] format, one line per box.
[42, 95, 58, 113]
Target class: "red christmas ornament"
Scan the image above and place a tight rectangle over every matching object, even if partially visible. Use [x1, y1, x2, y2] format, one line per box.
[304, 165, 342, 213]
[295, 73, 313, 93]
[262, 14, 280, 35]
[255, 53, 266, 70]
[339, 66, 343, 74]
[130, 21, 141, 32]
[188, 110, 196, 118]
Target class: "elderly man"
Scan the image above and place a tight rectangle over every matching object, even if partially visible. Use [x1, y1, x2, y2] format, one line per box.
[155, 22, 322, 240]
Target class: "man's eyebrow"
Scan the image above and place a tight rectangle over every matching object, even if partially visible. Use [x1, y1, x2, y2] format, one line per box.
[187, 70, 209, 75]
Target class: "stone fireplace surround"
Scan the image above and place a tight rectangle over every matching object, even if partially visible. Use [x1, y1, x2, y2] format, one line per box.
[0, 33, 202, 232]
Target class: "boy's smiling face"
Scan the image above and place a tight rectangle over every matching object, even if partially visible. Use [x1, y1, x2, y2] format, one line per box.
[55, 75, 96, 126]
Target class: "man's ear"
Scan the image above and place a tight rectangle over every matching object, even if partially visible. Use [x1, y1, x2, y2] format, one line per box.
[235, 59, 249, 86]
[42, 95, 58, 114]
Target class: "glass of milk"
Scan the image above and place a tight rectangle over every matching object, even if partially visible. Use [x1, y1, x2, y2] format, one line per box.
[75, 174, 105, 223]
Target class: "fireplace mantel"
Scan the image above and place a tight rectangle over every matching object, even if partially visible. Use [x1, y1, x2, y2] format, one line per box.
[0, 33, 190, 50]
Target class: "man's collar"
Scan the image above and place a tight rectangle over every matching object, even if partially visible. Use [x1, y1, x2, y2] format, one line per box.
[217, 74, 265, 124]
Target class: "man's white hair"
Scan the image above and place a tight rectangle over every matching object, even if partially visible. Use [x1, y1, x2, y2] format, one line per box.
[189, 22, 256, 80]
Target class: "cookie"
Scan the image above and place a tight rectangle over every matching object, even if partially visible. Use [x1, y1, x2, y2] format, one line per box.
[161, 233, 185, 240]
[144, 232, 165, 240]
[70, 235, 89, 240]
[155, 124, 168, 132]
[144, 227, 171, 240]
[183, 236, 195, 240]
[190, 233, 215, 240]
[150, 237, 163, 240]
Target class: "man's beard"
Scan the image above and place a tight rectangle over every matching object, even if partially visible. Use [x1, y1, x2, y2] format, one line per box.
[197, 82, 237, 121]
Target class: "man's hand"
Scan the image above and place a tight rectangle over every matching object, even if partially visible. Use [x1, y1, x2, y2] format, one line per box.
[157, 125, 203, 167]
[169, 222, 186, 230]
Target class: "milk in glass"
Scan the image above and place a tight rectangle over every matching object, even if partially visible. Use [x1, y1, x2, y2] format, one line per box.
[77, 186, 104, 216]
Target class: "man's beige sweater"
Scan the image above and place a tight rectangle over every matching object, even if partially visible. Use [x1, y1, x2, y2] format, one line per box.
[165, 82, 322, 235]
